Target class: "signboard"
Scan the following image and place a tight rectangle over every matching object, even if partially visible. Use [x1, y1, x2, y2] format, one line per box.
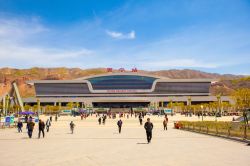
[106, 68, 138, 72]
[164, 109, 173, 114]
[106, 89, 137, 93]
[61, 110, 72, 115]
[5, 116, 14, 124]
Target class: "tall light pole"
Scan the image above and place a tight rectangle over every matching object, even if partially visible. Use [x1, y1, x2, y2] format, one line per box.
[188, 96, 191, 116]
[170, 99, 173, 115]
[5, 95, 9, 116]
[217, 94, 221, 117]
[37, 99, 40, 118]
[58, 102, 61, 114]
[201, 105, 204, 121]
[3, 95, 6, 116]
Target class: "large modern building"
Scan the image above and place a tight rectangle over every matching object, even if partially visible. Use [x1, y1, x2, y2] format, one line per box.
[24, 72, 233, 110]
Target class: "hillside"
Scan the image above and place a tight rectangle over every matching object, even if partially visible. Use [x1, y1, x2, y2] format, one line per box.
[0, 67, 249, 97]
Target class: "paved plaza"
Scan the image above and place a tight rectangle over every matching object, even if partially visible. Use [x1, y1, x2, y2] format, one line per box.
[0, 115, 249, 166]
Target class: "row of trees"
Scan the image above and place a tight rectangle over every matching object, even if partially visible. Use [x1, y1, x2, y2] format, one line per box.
[22, 102, 83, 114]
[165, 88, 250, 114]
[1, 88, 249, 116]
[0, 102, 84, 115]
[166, 101, 235, 114]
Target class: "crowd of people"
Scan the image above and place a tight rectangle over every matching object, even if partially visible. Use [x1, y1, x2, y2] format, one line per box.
[15, 112, 169, 144]
[16, 115, 54, 139]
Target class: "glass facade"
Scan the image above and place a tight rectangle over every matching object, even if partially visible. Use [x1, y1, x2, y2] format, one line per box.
[88, 75, 157, 90]
[153, 82, 210, 94]
[35, 83, 90, 95]
[33, 75, 211, 96]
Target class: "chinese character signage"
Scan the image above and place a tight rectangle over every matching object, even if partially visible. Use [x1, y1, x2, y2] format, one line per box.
[106, 68, 138, 72]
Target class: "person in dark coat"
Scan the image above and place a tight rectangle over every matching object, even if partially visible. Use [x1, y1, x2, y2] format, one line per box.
[17, 120, 23, 133]
[70, 121, 75, 134]
[163, 119, 168, 130]
[102, 116, 106, 125]
[117, 119, 123, 134]
[144, 118, 154, 143]
[38, 119, 45, 138]
[163, 115, 168, 130]
[139, 117, 143, 125]
[26, 119, 35, 138]
[98, 117, 102, 125]
[25, 115, 28, 123]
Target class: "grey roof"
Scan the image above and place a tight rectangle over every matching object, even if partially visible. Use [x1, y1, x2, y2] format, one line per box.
[27, 78, 215, 85]
[26, 72, 216, 85]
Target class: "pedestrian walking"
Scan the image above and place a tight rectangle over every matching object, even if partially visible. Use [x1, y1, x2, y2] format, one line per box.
[50, 116, 52, 122]
[98, 117, 101, 125]
[26, 119, 35, 138]
[46, 119, 51, 132]
[117, 119, 123, 134]
[70, 121, 75, 134]
[139, 117, 143, 125]
[17, 120, 23, 133]
[163, 118, 168, 130]
[55, 115, 58, 122]
[163, 115, 168, 130]
[102, 116, 106, 125]
[38, 119, 45, 138]
[144, 118, 153, 143]
[25, 115, 28, 123]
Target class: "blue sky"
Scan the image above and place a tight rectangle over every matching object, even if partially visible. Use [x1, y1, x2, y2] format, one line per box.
[0, 0, 250, 75]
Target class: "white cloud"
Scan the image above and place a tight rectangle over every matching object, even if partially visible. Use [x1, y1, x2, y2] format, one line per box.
[0, 41, 93, 67]
[0, 17, 93, 68]
[106, 30, 135, 39]
[0, 17, 48, 40]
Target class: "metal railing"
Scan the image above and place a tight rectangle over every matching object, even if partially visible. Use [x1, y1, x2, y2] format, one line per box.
[177, 121, 250, 140]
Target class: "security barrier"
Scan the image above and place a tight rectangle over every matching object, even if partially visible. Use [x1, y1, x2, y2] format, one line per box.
[177, 121, 250, 140]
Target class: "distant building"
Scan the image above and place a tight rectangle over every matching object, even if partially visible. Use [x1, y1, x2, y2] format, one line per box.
[24, 72, 233, 110]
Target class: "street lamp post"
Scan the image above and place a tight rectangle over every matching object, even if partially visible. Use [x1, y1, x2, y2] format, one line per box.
[188, 96, 191, 116]
[37, 99, 40, 119]
[5, 95, 9, 116]
[217, 95, 221, 116]
[58, 102, 61, 115]
[201, 105, 204, 121]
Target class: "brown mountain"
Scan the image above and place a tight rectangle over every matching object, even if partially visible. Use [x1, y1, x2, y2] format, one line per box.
[0, 67, 249, 97]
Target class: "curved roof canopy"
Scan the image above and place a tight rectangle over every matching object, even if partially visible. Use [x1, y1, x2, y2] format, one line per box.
[75, 72, 165, 80]
[87, 74, 158, 90]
